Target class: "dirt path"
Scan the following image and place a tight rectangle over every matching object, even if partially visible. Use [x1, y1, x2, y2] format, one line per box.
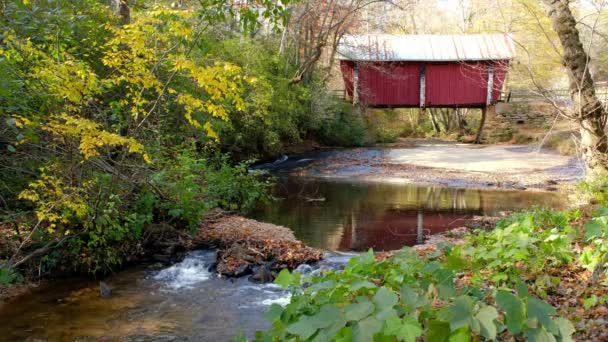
[290, 141, 583, 191]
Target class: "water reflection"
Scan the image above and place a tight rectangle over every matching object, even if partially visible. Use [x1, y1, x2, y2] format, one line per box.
[251, 178, 565, 251]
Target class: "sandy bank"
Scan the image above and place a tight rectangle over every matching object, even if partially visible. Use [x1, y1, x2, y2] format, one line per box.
[290, 141, 582, 191]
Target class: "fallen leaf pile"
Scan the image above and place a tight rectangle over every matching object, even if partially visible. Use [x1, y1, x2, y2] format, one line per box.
[193, 210, 323, 279]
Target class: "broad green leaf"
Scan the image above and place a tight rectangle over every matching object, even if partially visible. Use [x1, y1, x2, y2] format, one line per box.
[516, 281, 529, 298]
[427, 320, 450, 342]
[311, 280, 336, 291]
[526, 328, 557, 342]
[447, 296, 475, 330]
[287, 316, 318, 340]
[350, 280, 376, 291]
[263, 303, 283, 322]
[496, 291, 524, 334]
[445, 253, 467, 270]
[313, 318, 347, 342]
[344, 301, 374, 321]
[528, 298, 558, 334]
[400, 285, 425, 308]
[383, 314, 422, 342]
[334, 326, 353, 342]
[584, 221, 604, 240]
[353, 315, 382, 342]
[554, 317, 575, 342]
[474, 305, 498, 340]
[314, 304, 342, 329]
[438, 283, 457, 300]
[275, 269, 294, 288]
[373, 287, 398, 309]
[449, 327, 471, 342]
[286, 304, 341, 340]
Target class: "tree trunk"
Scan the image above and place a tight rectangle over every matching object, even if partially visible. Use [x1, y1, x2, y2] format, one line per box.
[456, 109, 467, 135]
[428, 109, 441, 134]
[543, 0, 608, 178]
[475, 107, 486, 144]
[112, 0, 130, 24]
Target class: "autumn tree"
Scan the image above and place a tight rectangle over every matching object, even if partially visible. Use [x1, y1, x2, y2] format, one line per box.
[542, 0, 608, 178]
[285, 0, 394, 84]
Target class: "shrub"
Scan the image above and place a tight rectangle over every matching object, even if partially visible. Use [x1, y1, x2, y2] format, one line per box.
[312, 101, 370, 147]
[463, 210, 576, 286]
[580, 208, 608, 278]
[0, 267, 22, 285]
[256, 249, 574, 342]
[152, 145, 272, 230]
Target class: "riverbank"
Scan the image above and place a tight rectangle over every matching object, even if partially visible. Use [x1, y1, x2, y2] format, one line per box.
[0, 210, 322, 303]
[286, 140, 582, 191]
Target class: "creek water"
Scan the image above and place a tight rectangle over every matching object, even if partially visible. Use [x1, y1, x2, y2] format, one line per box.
[0, 153, 567, 341]
[250, 177, 565, 251]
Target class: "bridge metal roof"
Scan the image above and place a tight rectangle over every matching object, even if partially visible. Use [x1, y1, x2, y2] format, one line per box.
[338, 34, 516, 62]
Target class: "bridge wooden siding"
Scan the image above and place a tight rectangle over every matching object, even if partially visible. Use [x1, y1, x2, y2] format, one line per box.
[337, 34, 515, 109]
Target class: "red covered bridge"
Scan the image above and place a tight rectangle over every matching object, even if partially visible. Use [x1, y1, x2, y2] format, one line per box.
[338, 34, 515, 108]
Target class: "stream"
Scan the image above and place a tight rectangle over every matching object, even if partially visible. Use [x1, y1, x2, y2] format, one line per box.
[0, 152, 567, 341]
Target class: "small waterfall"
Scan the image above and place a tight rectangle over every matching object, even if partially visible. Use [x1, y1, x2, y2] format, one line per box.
[153, 251, 215, 290]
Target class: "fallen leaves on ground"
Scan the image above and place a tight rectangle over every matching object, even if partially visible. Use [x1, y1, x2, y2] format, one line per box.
[193, 210, 323, 279]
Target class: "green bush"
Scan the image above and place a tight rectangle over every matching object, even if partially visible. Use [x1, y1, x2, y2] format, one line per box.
[464, 209, 576, 286]
[255, 249, 574, 342]
[580, 208, 608, 277]
[0, 267, 22, 285]
[152, 145, 272, 230]
[312, 101, 370, 147]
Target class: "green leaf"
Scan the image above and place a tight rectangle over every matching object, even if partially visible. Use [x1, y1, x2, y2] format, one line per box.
[313, 317, 347, 342]
[528, 298, 558, 334]
[447, 296, 475, 330]
[263, 303, 283, 322]
[334, 326, 353, 342]
[427, 320, 450, 342]
[286, 304, 341, 340]
[314, 304, 342, 329]
[474, 305, 498, 340]
[360, 249, 375, 264]
[584, 221, 605, 240]
[353, 315, 382, 342]
[274, 269, 294, 288]
[449, 327, 471, 342]
[400, 285, 425, 308]
[526, 328, 557, 342]
[516, 281, 529, 298]
[350, 280, 376, 291]
[287, 316, 318, 340]
[383, 314, 422, 342]
[583, 295, 598, 310]
[496, 291, 524, 334]
[445, 253, 467, 270]
[6, 145, 16, 153]
[373, 287, 398, 310]
[344, 300, 375, 321]
[554, 317, 575, 342]
[311, 280, 336, 291]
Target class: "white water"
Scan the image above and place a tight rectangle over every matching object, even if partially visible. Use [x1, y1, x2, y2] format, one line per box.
[153, 250, 214, 290]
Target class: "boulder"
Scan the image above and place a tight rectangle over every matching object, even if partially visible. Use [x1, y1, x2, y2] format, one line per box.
[99, 281, 112, 299]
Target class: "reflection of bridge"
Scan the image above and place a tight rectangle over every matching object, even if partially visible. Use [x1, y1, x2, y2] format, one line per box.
[255, 178, 565, 252]
[339, 209, 469, 251]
